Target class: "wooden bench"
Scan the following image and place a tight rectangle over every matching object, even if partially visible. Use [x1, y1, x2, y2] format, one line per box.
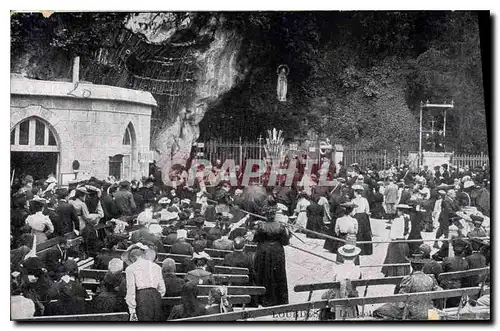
[79, 268, 263, 296]
[15, 312, 130, 322]
[96, 249, 249, 275]
[162, 244, 256, 256]
[81, 271, 249, 289]
[295, 268, 491, 303]
[438, 267, 490, 282]
[175, 287, 485, 321]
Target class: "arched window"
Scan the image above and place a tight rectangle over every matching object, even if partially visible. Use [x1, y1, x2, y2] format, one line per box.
[123, 124, 132, 145]
[11, 117, 58, 152]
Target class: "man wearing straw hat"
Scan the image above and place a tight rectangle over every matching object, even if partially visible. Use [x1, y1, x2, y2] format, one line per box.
[320, 244, 362, 320]
[374, 253, 443, 320]
[122, 243, 165, 321]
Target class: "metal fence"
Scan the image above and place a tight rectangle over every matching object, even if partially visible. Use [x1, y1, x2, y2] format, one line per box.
[198, 139, 489, 171]
[200, 139, 265, 166]
[451, 153, 490, 169]
[343, 149, 409, 169]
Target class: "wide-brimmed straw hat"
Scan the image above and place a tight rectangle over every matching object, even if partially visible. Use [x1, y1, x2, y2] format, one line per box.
[192, 251, 212, 261]
[158, 197, 171, 205]
[405, 253, 430, 264]
[337, 244, 361, 258]
[470, 214, 484, 224]
[121, 243, 157, 265]
[340, 202, 357, 208]
[352, 184, 364, 191]
[76, 186, 88, 194]
[32, 196, 48, 203]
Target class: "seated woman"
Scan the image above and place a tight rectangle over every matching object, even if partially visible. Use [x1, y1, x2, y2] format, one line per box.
[11, 279, 36, 320]
[168, 282, 207, 320]
[206, 286, 233, 315]
[43, 248, 65, 282]
[56, 259, 88, 299]
[185, 252, 215, 285]
[44, 282, 87, 316]
[91, 263, 127, 313]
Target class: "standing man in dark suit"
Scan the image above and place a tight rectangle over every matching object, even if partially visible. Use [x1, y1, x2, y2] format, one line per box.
[114, 181, 137, 217]
[433, 189, 460, 253]
[55, 188, 79, 235]
[337, 161, 347, 178]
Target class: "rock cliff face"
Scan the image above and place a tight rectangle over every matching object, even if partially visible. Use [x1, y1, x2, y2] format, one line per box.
[124, 13, 244, 177]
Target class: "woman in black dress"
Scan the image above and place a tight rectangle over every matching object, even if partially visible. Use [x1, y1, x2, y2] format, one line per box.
[407, 203, 424, 254]
[323, 181, 348, 252]
[305, 194, 325, 238]
[253, 199, 291, 307]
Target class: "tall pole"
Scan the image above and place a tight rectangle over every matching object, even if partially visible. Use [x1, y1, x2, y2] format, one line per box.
[443, 108, 447, 151]
[72, 56, 80, 83]
[419, 101, 423, 168]
[258, 134, 262, 185]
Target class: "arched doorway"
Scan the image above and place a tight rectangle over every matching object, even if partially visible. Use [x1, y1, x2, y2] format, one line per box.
[10, 116, 60, 181]
[109, 122, 137, 180]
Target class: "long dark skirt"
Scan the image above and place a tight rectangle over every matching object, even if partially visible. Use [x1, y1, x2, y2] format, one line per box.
[323, 217, 342, 253]
[136, 288, 164, 321]
[381, 241, 411, 277]
[354, 213, 373, 255]
[407, 230, 423, 254]
[254, 241, 289, 307]
[306, 217, 324, 238]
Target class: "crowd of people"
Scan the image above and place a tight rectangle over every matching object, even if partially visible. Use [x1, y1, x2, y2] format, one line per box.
[10, 157, 491, 321]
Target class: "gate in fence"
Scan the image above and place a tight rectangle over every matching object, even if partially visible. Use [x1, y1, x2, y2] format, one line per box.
[198, 139, 265, 166]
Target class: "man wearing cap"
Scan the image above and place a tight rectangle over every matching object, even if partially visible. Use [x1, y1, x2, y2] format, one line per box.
[114, 181, 137, 217]
[320, 244, 362, 320]
[171, 236, 194, 256]
[54, 188, 79, 236]
[162, 258, 185, 297]
[463, 237, 487, 290]
[440, 238, 469, 307]
[223, 237, 253, 270]
[419, 244, 443, 281]
[374, 253, 443, 320]
[467, 215, 487, 239]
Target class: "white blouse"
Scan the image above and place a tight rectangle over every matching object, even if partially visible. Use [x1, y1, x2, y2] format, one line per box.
[352, 196, 370, 215]
[25, 212, 54, 233]
[389, 215, 411, 239]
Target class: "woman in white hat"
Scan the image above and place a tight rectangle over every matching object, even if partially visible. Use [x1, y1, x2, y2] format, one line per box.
[122, 243, 164, 321]
[351, 185, 373, 255]
[320, 244, 362, 320]
[381, 204, 412, 277]
[25, 197, 54, 244]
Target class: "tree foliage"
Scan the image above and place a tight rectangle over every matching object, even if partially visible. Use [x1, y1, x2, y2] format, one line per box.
[11, 11, 488, 153]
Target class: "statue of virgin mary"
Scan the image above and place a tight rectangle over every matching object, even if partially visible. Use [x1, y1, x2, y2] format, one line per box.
[277, 65, 289, 102]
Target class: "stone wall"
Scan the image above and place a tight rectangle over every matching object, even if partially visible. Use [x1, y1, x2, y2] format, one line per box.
[10, 76, 156, 181]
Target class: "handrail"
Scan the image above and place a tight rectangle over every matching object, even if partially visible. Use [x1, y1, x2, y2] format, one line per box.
[175, 287, 484, 321]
